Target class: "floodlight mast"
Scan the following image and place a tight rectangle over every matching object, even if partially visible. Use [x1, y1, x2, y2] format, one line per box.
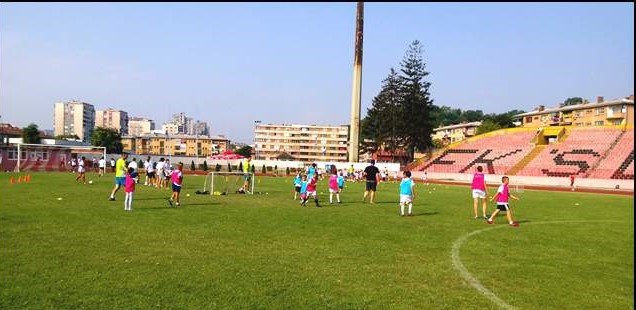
[349, 2, 364, 163]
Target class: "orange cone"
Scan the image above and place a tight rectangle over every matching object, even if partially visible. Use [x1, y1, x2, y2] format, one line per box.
[17, 176, 22, 183]
[10, 177, 14, 184]
[26, 175, 31, 183]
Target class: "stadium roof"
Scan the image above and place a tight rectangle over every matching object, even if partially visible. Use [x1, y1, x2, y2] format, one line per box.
[433, 122, 482, 132]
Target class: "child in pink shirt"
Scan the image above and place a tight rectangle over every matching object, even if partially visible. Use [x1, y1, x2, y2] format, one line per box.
[487, 176, 520, 227]
[124, 167, 136, 211]
[328, 174, 341, 204]
[168, 163, 183, 207]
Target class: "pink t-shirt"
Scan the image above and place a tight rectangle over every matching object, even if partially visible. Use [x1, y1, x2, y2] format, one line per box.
[496, 184, 509, 203]
[171, 169, 183, 186]
[125, 175, 135, 193]
[471, 172, 486, 190]
[329, 175, 339, 190]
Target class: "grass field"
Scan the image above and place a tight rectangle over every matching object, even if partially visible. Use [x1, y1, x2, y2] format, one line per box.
[1, 172, 633, 309]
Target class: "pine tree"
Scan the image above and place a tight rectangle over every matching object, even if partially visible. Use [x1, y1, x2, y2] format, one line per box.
[397, 40, 435, 162]
[361, 68, 402, 159]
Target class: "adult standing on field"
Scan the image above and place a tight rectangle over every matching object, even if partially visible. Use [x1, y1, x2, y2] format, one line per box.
[362, 159, 380, 204]
[109, 152, 129, 201]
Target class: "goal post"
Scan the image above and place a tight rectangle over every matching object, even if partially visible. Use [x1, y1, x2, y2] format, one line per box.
[203, 171, 255, 195]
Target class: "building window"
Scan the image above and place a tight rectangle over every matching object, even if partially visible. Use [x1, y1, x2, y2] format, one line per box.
[594, 121, 604, 126]
[611, 119, 622, 126]
[7, 149, 18, 160]
[525, 117, 532, 123]
[596, 108, 605, 115]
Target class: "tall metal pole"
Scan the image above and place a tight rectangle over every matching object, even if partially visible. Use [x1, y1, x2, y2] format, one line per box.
[349, 2, 364, 163]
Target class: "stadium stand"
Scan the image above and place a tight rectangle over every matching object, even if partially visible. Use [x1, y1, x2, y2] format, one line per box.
[415, 129, 537, 175]
[517, 127, 623, 178]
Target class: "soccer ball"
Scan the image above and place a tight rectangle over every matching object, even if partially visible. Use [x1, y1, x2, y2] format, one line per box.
[186, 194, 190, 197]
[88, 180, 93, 184]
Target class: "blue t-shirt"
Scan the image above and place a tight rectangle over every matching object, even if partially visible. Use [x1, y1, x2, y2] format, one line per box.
[294, 176, 302, 187]
[307, 166, 316, 179]
[300, 181, 308, 194]
[400, 178, 414, 196]
[337, 175, 345, 187]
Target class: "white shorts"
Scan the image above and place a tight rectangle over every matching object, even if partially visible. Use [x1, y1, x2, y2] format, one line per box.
[78, 167, 85, 173]
[306, 190, 317, 197]
[400, 194, 413, 203]
[329, 188, 339, 193]
[472, 189, 486, 199]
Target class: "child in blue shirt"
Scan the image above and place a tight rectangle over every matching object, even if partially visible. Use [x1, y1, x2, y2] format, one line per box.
[293, 173, 302, 200]
[399, 171, 415, 217]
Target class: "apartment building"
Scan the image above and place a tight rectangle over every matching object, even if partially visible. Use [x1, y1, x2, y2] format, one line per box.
[128, 117, 155, 136]
[53, 100, 95, 142]
[431, 121, 482, 144]
[254, 123, 349, 163]
[514, 95, 634, 128]
[121, 133, 229, 157]
[95, 108, 128, 135]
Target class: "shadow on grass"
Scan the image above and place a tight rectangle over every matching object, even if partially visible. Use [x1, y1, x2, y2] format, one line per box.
[140, 202, 220, 210]
[413, 211, 438, 217]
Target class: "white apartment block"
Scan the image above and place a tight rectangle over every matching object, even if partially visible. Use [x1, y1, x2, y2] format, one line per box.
[128, 117, 155, 136]
[95, 108, 129, 135]
[53, 100, 95, 142]
[254, 123, 350, 163]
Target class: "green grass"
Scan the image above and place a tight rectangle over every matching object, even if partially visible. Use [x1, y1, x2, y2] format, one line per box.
[1, 172, 633, 309]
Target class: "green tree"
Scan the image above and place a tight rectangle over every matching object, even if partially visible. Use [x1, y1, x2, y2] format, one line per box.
[215, 163, 221, 172]
[560, 97, 583, 107]
[22, 123, 41, 144]
[227, 163, 232, 172]
[361, 68, 403, 160]
[286, 167, 290, 175]
[191, 160, 196, 171]
[202, 160, 208, 171]
[91, 127, 123, 153]
[477, 119, 502, 135]
[276, 152, 295, 160]
[238, 161, 243, 172]
[235, 145, 252, 158]
[459, 110, 484, 123]
[261, 164, 266, 174]
[431, 106, 461, 127]
[55, 134, 80, 140]
[397, 40, 435, 162]
[251, 164, 255, 173]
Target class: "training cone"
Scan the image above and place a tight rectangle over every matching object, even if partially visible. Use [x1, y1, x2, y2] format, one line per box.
[26, 175, 31, 183]
[10, 177, 15, 184]
[17, 176, 22, 183]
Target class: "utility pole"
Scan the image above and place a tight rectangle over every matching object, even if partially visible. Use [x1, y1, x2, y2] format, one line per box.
[349, 2, 364, 162]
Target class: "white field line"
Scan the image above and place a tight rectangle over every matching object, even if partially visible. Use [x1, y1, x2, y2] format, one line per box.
[450, 220, 624, 310]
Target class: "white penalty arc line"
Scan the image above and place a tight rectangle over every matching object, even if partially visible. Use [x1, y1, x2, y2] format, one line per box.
[450, 220, 624, 310]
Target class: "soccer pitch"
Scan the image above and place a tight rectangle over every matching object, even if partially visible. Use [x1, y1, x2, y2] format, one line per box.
[1, 172, 633, 309]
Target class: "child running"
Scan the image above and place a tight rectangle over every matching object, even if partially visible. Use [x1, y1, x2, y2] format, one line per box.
[75, 156, 87, 184]
[299, 175, 308, 207]
[399, 171, 415, 216]
[124, 167, 136, 211]
[168, 163, 183, 207]
[303, 174, 322, 208]
[293, 172, 302, 200]
[328, 173, 341, 204]
[487, 176, 520, 227]
[337, 172, 345, 193]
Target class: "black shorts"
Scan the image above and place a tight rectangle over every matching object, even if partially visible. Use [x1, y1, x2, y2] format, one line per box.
[366, 181, 377, 191]
[147, 172, 156, 178]
[496, 203, 510, 211]
[295, 186, 301, 193]
[172, 184, 181, 193]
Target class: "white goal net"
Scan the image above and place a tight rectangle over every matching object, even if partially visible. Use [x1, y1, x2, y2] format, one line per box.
[202, 172, 255, 195]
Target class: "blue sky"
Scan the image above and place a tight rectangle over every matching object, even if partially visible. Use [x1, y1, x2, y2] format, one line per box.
[1, 3, 633, 144]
